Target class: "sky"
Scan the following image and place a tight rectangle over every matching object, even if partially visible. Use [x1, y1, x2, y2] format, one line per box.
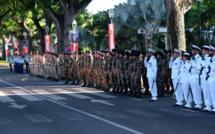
[87, 0, 127, 14]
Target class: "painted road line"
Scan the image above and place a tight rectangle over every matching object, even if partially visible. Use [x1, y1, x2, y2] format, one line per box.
[53, 88, 92, 99]
[33, 89, 66, 101]
[22, 114, 52, 123]
[0, 91, 15, 103]
[0, 79, 143, 134]
[12, 90, 43, 101]
[73, 88, 118, 99]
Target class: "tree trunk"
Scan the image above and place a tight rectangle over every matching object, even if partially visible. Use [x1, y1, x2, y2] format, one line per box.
[1, 36, 6, 60]
[165, 0, 196, 52]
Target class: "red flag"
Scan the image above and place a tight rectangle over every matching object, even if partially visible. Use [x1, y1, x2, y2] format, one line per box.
[70, 43, 78, 53]
[108, 24, 115, 50]
[5, 44, 9, 55]
[13, 42, 20, 54]
[23, 48, 29, 55]
[44, 35, 51, 52]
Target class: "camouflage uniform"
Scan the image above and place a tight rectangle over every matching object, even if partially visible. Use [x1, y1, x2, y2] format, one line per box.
[111, 54, 117, 92]
[131, 58, 141, 97]
[116, 56, 121, 93]
[107, 56, 113, 91]
[163, 55, 170, 91]
[157, 58, 166, 96]
[124, 57, 130, 95]
[119, 57, 126, 94]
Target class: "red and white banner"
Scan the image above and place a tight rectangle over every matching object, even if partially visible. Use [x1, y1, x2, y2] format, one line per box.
[13, 42, 19, 54]
[23, 48, 29, 55]
[70, 43, 78, 53]
[44, 35, 51, 52]
[108, 24, 115, 50]
[5, 44, 9, 55]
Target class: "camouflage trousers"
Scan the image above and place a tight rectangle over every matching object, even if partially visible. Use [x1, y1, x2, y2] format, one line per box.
[116, 70, 122, 90]
[86, 72, 93, 85]
[157, 75, 165, 93]
[96, 71, 102, 87]
[120, 72, 126, 92]
[131, 72, 141, 93]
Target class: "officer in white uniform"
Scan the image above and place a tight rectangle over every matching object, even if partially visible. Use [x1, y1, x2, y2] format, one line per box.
[201, 46, 212, 112]
[190, 45, 203, 110]
[208, 46, 215, 114]
[147, 49, 158, 102]
[172, 49, 183, 107]
[178, 52, 192, 108]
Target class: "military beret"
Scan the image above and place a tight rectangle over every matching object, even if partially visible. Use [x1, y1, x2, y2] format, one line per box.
[168, 50, 172, 53]
[157, 51, 164, 57]
[112, 49, 117, 52]
[164, 50, 168, 54]
[125, 51, 130, 56]
[141, 51, 146, 55]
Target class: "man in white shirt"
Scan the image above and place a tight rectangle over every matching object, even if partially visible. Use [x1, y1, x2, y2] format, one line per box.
[190, 45, 203, 110]
[172, 49, 183, 107]
[147, 49, 158, 102]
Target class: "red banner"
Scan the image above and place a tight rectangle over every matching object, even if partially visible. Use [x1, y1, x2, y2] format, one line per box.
[44, 35, 51, 52]
[5, 44, 9, 55]
[70, 43, 78, 53]
[23, 48, 29, 55]
[13, 42, 19, 54]
[108, 24, 115, 50]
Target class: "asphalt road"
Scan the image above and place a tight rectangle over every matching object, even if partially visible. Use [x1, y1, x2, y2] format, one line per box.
[0, 67, 214, 134]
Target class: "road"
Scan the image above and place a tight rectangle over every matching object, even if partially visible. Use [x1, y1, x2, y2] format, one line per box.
[0, 67, 214, 134]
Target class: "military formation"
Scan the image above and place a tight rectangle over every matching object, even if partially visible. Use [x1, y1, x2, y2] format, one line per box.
[9, 45, 215, 114]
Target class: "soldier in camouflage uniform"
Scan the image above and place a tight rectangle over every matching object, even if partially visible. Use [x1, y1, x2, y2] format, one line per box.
[131, 51, 142, 98]
[123, 51, 130, 95]
[111, 49, 117, 93]
[86, 51, 93, 87]
[156, 51, 166, 97]
[64, 53, 69, 84]
[115, 51, 121, 93]
[119, 51, 126, 94]
[163, 50, 170, 92]
[128, 52, 134, 96]
[102, 51, 109, 91]
[106, 51, 113, 92]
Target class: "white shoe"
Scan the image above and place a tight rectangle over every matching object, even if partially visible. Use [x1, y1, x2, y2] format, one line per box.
[184, 104, 192, 109]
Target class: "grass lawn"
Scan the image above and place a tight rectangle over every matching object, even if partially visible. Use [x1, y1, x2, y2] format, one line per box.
[0, 60, 9, 64]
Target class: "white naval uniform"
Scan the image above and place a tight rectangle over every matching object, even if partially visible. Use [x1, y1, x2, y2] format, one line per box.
[147, 56, 157, 100]
[208, 56, 215, 112]
[179, 60, 192, 108]
[171, 57, 183, 105]
[201, 54, 212, 111]
[190, 54, 203, 108]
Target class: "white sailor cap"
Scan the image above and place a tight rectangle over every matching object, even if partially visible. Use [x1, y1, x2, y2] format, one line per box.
[148, 49, 155, 53]
[174, 49, 181, 54]
[192, 45, 201, 51]
[202, 45, 209, 50]
[210, 45, 215, 51]
[183, 52, 190, 56]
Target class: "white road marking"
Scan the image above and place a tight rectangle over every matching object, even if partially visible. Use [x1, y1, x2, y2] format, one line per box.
[8, 103, 26, 109]
[158, 108, 200, 116]
[0, 80, 143, 134]
[0, 91, 15, 103]
[12, 90, 43, 101]
[53, 88, 92, 99]
[22, 114, 52, 123]
[33, 89, 66, 101]
[73, 88, 118, 99]
[91, 99, 114, 106]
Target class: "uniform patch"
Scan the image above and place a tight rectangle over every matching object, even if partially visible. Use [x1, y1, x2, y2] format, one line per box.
[175, 63, 177, 65]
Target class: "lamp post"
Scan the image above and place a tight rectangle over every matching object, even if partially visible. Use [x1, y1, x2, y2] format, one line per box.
[72, 20, 77, 32]
[108, 9, 115, 24]
[24, 32, 27, 40]
[45, 26, 49, 35]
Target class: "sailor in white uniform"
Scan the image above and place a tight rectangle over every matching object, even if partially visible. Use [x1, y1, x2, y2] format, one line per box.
[190, 45, 203, 110]
[171, 49, 183, 107]
[147, 49, 158, 102]
[207, 45, 215, 114]
[201, 46, 213, 112]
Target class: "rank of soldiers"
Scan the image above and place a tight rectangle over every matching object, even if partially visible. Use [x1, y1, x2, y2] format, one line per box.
[25, 45, 215, 114]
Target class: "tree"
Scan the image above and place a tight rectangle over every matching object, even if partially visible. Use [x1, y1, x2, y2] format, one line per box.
[41, 0, 92, 54]
[165, 0, 196, 51]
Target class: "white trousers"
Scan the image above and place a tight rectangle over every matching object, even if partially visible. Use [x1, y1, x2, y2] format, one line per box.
[148, 78, 157, 99]
[208, 82, 215, 109]
[201, 78, 212, 107]
[190, 78, 202, 106]
[181, 82, 192, 104]
[172, 79, 183, 104]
